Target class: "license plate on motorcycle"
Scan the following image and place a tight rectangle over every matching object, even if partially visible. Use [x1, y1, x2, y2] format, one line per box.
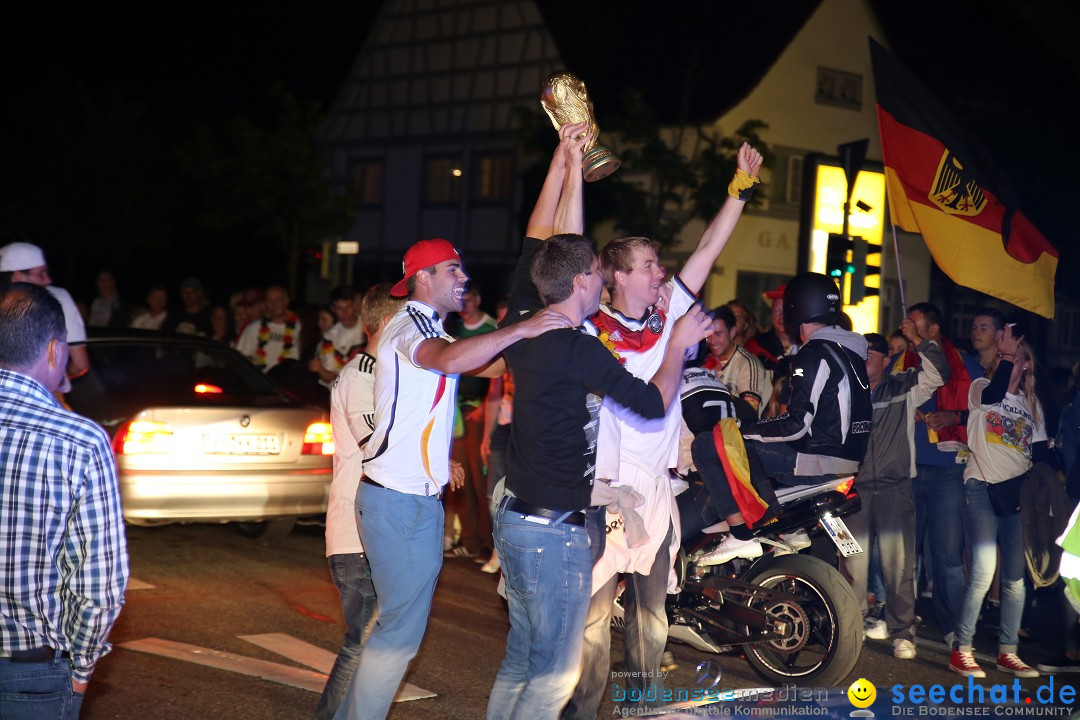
[820, 515, 863, 557]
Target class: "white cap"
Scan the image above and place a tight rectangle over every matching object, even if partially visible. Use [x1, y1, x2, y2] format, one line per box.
[0, 242, 47, 272]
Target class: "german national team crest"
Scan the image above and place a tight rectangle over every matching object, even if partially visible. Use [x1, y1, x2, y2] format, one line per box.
[929, 151, 987, 217]
[646, 312, 663, 334]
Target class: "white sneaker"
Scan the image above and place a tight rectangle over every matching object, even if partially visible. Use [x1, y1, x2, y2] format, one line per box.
[893, 638, 917, 659]
[777, 528, 812, 557]
[696, 535, 763, 566]
[864, 617, 888, 640]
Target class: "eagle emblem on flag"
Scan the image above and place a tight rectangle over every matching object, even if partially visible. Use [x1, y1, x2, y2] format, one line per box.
[929, 151, 988, 217]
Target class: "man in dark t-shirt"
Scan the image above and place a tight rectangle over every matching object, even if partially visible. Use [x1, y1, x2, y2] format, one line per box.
[486, 124, 712, 720]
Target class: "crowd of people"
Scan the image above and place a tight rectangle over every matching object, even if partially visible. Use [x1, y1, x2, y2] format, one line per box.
[0, 124, 1075, 720]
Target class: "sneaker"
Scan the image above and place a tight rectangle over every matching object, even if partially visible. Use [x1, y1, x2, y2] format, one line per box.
[779, 529, 811, 551]
[996, 653, 1040, 678]
[696, 535, 763, 566]
[480, 553, 500, 574]
[1036, 655, 1080, 674]
[949, 648, 987, 678]
[864, 617, 888, 640]
[660, 650, 678, 673]
[893, 638, 917, 660]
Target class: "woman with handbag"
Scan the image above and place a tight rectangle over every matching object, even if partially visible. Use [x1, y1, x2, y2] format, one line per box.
[950, 325, 1046, 678]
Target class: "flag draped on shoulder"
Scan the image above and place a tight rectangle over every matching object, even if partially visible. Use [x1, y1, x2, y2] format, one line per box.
[869, 38, 1058, 318]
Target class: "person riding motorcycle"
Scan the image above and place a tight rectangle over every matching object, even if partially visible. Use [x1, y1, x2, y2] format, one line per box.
[692, 272, 874, 565]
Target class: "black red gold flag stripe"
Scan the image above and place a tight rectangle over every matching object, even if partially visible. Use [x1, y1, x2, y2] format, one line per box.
[869, 38, 1057, 318]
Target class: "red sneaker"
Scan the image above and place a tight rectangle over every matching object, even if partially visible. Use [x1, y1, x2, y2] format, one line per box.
[996, 653, 1040, 678]
[949, 648, 986, 678]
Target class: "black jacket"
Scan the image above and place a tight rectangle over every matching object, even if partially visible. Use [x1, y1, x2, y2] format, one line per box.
[743, 327, 873, 476]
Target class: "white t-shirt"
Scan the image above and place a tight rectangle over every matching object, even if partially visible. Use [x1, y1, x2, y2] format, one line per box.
[316, 321, 366, 387]
[45, 286, 86, 344]
[362, 301, 458, 495]
[325, 352, 376, 557]
[130, 311, 167, 331]
[235, 316, 302, 371]
[964, 377, 1046, 484]
[587, 277, 696, 479]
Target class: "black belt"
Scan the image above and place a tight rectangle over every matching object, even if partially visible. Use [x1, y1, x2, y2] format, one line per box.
[3, 647, 69, 663]
[503, 496, 585, 527]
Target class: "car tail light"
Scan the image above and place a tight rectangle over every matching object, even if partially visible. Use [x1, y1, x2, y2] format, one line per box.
[113, 420, 175, 455]
[302, 422, 334, 455]
[835, 477, 855, 496]
[194, 383, 224, 394]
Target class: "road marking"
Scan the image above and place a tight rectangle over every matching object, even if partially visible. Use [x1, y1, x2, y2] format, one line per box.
[239, 633, 436, 702]
[120, 638, 327, 692]
[913, 637, 995, 664]
[127, 578, 155, 590]
[120, 635, 436, 702]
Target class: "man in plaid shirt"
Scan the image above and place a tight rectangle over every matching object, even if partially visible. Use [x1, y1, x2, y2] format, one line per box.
[0, 283, 129, 718]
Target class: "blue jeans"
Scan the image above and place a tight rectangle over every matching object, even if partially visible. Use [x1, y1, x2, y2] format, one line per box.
[487, 502, 592, 720]
[910, 471, 933, 588]
[313, 552, 377, 720]
[919, 463, 966, 637]
[955, 479, 1025, 652]
[563, 523, 672, 720]
[0, 656, 80, 720]
[333, 483, 443, 720]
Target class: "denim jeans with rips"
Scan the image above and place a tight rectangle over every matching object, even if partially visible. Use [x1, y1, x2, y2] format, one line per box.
[333, 483, 443, 720]
[486, 502, 592, 720]
[313, 551, 377, 720]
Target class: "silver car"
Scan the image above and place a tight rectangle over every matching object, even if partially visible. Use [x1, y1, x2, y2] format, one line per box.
[67, 330, 332, 537]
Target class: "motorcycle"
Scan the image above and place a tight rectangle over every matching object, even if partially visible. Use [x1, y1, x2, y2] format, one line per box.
[612, 475, 865, 687]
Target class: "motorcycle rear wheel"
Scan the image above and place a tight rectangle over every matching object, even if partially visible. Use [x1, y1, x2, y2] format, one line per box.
[741, 553, 861, 686]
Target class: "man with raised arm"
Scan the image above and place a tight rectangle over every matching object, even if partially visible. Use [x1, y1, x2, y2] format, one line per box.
[565, 143, 763, 719]
[333, 241, 573, 720]
[486, 124, 713, 720]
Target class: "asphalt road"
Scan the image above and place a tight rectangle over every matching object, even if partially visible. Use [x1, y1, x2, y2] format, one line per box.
[80, 523, 1069, 719]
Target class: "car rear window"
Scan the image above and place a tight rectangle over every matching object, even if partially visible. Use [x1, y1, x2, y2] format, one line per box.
[81, 339, 283, 397]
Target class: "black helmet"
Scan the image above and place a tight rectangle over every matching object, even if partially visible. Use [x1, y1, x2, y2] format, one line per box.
[783, 272, 842, 333]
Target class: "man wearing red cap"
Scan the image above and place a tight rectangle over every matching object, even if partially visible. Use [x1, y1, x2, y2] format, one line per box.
[745, 282, 795, 382]
[333, 238, 572, 720]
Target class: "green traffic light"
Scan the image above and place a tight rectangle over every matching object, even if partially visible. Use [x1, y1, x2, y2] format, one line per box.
[846, 264, 856, 274]
[830, 269, 842, 278]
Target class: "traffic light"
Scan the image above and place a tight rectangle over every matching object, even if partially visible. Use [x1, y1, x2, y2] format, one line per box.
[848, 236, 881, 304]
[825, 233, 851, 280]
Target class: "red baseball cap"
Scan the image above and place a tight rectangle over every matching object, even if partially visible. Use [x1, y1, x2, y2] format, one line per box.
[762, 283, 787, 303]
[390, 239, 461, 297]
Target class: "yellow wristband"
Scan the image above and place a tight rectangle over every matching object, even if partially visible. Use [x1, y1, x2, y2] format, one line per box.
[727, 168, 760, 200]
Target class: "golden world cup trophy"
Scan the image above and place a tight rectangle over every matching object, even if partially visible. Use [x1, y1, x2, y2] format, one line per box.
[540, 71, 621, 182]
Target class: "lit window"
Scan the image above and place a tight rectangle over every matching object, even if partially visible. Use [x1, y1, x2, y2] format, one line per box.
[425, 157, 463, 203]
[475, 154, 513, 201]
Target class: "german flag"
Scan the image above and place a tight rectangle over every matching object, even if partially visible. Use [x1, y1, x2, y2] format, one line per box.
[869, 38, 1058, 318]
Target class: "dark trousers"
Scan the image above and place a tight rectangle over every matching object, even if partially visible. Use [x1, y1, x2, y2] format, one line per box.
[839, 481, 917, 641]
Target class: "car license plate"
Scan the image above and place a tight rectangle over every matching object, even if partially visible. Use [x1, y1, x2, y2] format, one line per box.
[819, 514, 863, 557]
[203, 434, 281, 455]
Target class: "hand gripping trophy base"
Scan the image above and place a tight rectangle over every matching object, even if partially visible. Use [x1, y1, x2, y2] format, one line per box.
[583, 145, 621, 183]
